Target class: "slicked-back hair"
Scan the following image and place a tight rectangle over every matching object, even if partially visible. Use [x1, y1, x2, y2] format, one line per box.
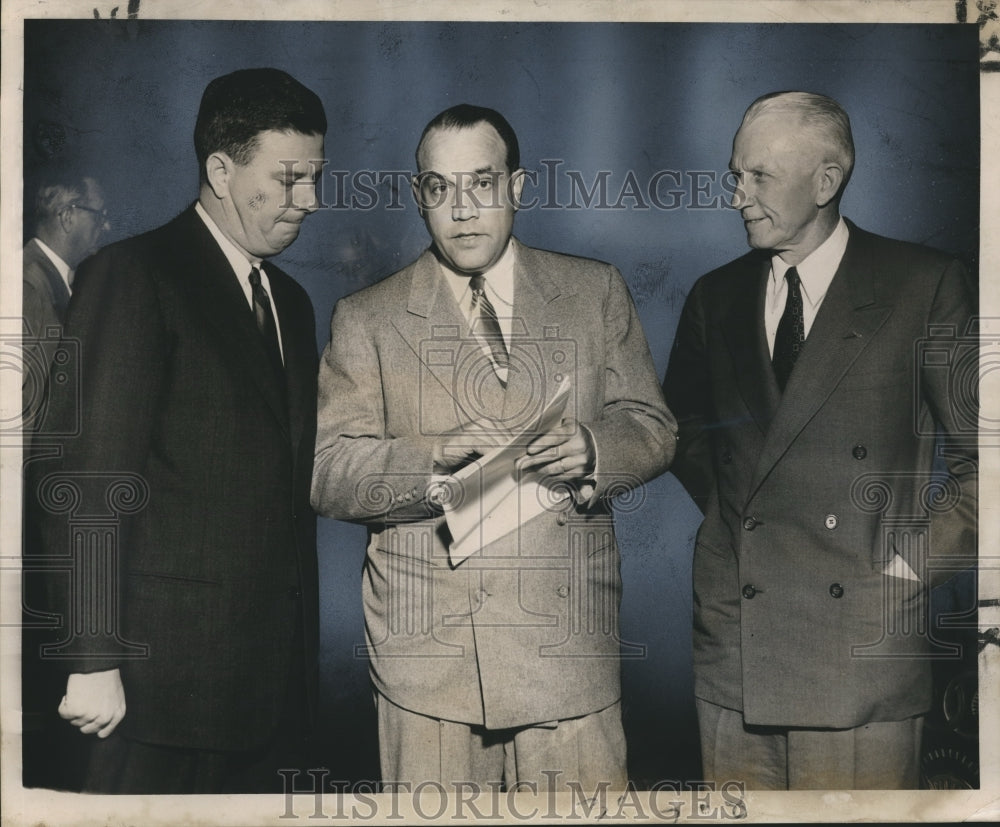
[415, 104, 520, 174]
[194, 67, 327, 183]
[742, 91, 855, 192]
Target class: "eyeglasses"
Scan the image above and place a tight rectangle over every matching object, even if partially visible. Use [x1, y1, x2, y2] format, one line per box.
[71, 203, 108, 221]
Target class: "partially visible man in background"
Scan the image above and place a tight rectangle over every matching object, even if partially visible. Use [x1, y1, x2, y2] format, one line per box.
[22, 171, 108, 438]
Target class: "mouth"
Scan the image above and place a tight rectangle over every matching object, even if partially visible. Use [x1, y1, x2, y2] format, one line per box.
[451, 233, 486, 245]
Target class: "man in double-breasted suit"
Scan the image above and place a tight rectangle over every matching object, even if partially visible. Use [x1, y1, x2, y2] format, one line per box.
[662, 91, 977, 789]
[30, 68, 326, 793]
[312, 104, 675, 791]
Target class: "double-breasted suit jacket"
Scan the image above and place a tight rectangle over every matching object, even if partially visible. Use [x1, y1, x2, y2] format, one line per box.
[663, 221, 977, 729]
[312, 240, 676, 730]
[31, 205, 319, 752]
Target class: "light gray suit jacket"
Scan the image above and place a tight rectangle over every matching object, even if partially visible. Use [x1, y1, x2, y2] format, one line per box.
[313, 239, 676, 729]
[22, 238, 71, 438]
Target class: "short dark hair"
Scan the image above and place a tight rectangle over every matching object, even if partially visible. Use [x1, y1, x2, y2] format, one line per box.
[415, 104, 520, 173]
[194, 68, 327, 182]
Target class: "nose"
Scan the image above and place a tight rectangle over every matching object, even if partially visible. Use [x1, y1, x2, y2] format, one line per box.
[729, 173, 753, 210]
[450, 189, 479, 221]
[297, 182, 321, 214]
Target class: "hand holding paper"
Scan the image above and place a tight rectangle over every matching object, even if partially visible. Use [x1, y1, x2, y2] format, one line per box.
[517, 417, 595, 483]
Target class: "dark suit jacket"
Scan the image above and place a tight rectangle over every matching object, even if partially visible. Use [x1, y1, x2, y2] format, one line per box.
[312, 240, 676, 729]
[30, 206, 319, 752]
[662, 221, 977, 729]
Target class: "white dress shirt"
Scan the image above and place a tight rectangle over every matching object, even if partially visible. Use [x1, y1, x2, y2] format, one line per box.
[33, 237, 74, 294]
[195, 201, 284, 362]
[765, 217, 850, 356]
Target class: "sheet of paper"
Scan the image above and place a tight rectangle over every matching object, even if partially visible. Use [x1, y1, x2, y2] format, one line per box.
[443, 377, 571, 564]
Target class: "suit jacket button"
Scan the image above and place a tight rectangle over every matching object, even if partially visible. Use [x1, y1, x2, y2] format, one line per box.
[743, 516, 758, 531]
[829, 583, 844, 599]
[824, 514, 838, 530]
[722, 450, 733, 465]
[556, 585, 569, 598]
[741, 584, 757, 599]
[556, 512, 568, 526]
[852, 444, 868, 460]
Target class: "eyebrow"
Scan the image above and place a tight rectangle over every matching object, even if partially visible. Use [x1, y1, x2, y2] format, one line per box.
[421, 166, 501, 179]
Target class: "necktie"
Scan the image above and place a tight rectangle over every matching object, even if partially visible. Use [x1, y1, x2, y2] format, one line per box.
[772, 266, 804, 392]
[470, 274, 509, 385]
[248, 266, 284, 374]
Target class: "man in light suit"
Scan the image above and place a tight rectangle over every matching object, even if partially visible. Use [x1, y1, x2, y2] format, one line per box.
[30, 68, 325, 793]
[312, 104, 675, 791]
[22, 172, 109, 437]
[662, 91, 977, 789]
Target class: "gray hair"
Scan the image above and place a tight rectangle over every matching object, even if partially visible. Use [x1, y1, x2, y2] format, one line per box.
[742, 91, 855, 190]
[34, 173, 93, 224]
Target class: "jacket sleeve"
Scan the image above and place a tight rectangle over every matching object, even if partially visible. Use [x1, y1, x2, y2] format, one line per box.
[919, 258, 978, 588]
[661, 275, 715, 513]
[31, 244, 170, 673]
[311, 295, 440, 525]
[582, 264, 677, 502]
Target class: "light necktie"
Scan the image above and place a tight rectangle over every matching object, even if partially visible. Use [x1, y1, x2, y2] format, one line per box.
[469, 274, 509, 385]
[772, 266, 804, 392]
[248, 266, 284, 374]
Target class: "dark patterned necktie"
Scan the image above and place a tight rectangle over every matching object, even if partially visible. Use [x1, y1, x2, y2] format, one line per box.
[772, 266, 804, 392]
[248, 266, 284, 374]
[470, 274, 509, 384]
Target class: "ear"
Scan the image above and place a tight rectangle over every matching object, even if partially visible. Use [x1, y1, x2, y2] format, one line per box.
[204, 152, 233, 200]
[57, 206, 75, 235]
[509, 168, 526, 211]
[815, 163, 844, 208]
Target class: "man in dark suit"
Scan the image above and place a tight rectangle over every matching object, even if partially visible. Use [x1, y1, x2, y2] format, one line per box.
[30, 68, 326, 793]
[662, 91, 977, 789]
[312, 104, 675, 791]
[22, 172, 109, 437]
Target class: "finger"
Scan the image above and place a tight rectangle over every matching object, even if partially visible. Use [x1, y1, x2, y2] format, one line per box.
[78, 716, 108, 735]
[517, 446, 559, 470]
[97, 712, 123, 738]
[525, 433, 571, 455]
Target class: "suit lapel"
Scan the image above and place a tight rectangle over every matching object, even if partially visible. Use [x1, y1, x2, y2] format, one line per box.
[170, 207, 291, 438]
[26, 239, 72, 321]
[503, 242, 567, 425]
[748, 227, 893, 497]
[393, 249, 471, 430]
[266, 264, 311, 450]
[721, 255, 780, 435]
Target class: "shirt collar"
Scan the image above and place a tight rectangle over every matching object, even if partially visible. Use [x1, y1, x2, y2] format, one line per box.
[33, 237, 73, 290]
[770, 216, 849, 306]
[439, 238, 516, 313]
[195, 200, 261, 281]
